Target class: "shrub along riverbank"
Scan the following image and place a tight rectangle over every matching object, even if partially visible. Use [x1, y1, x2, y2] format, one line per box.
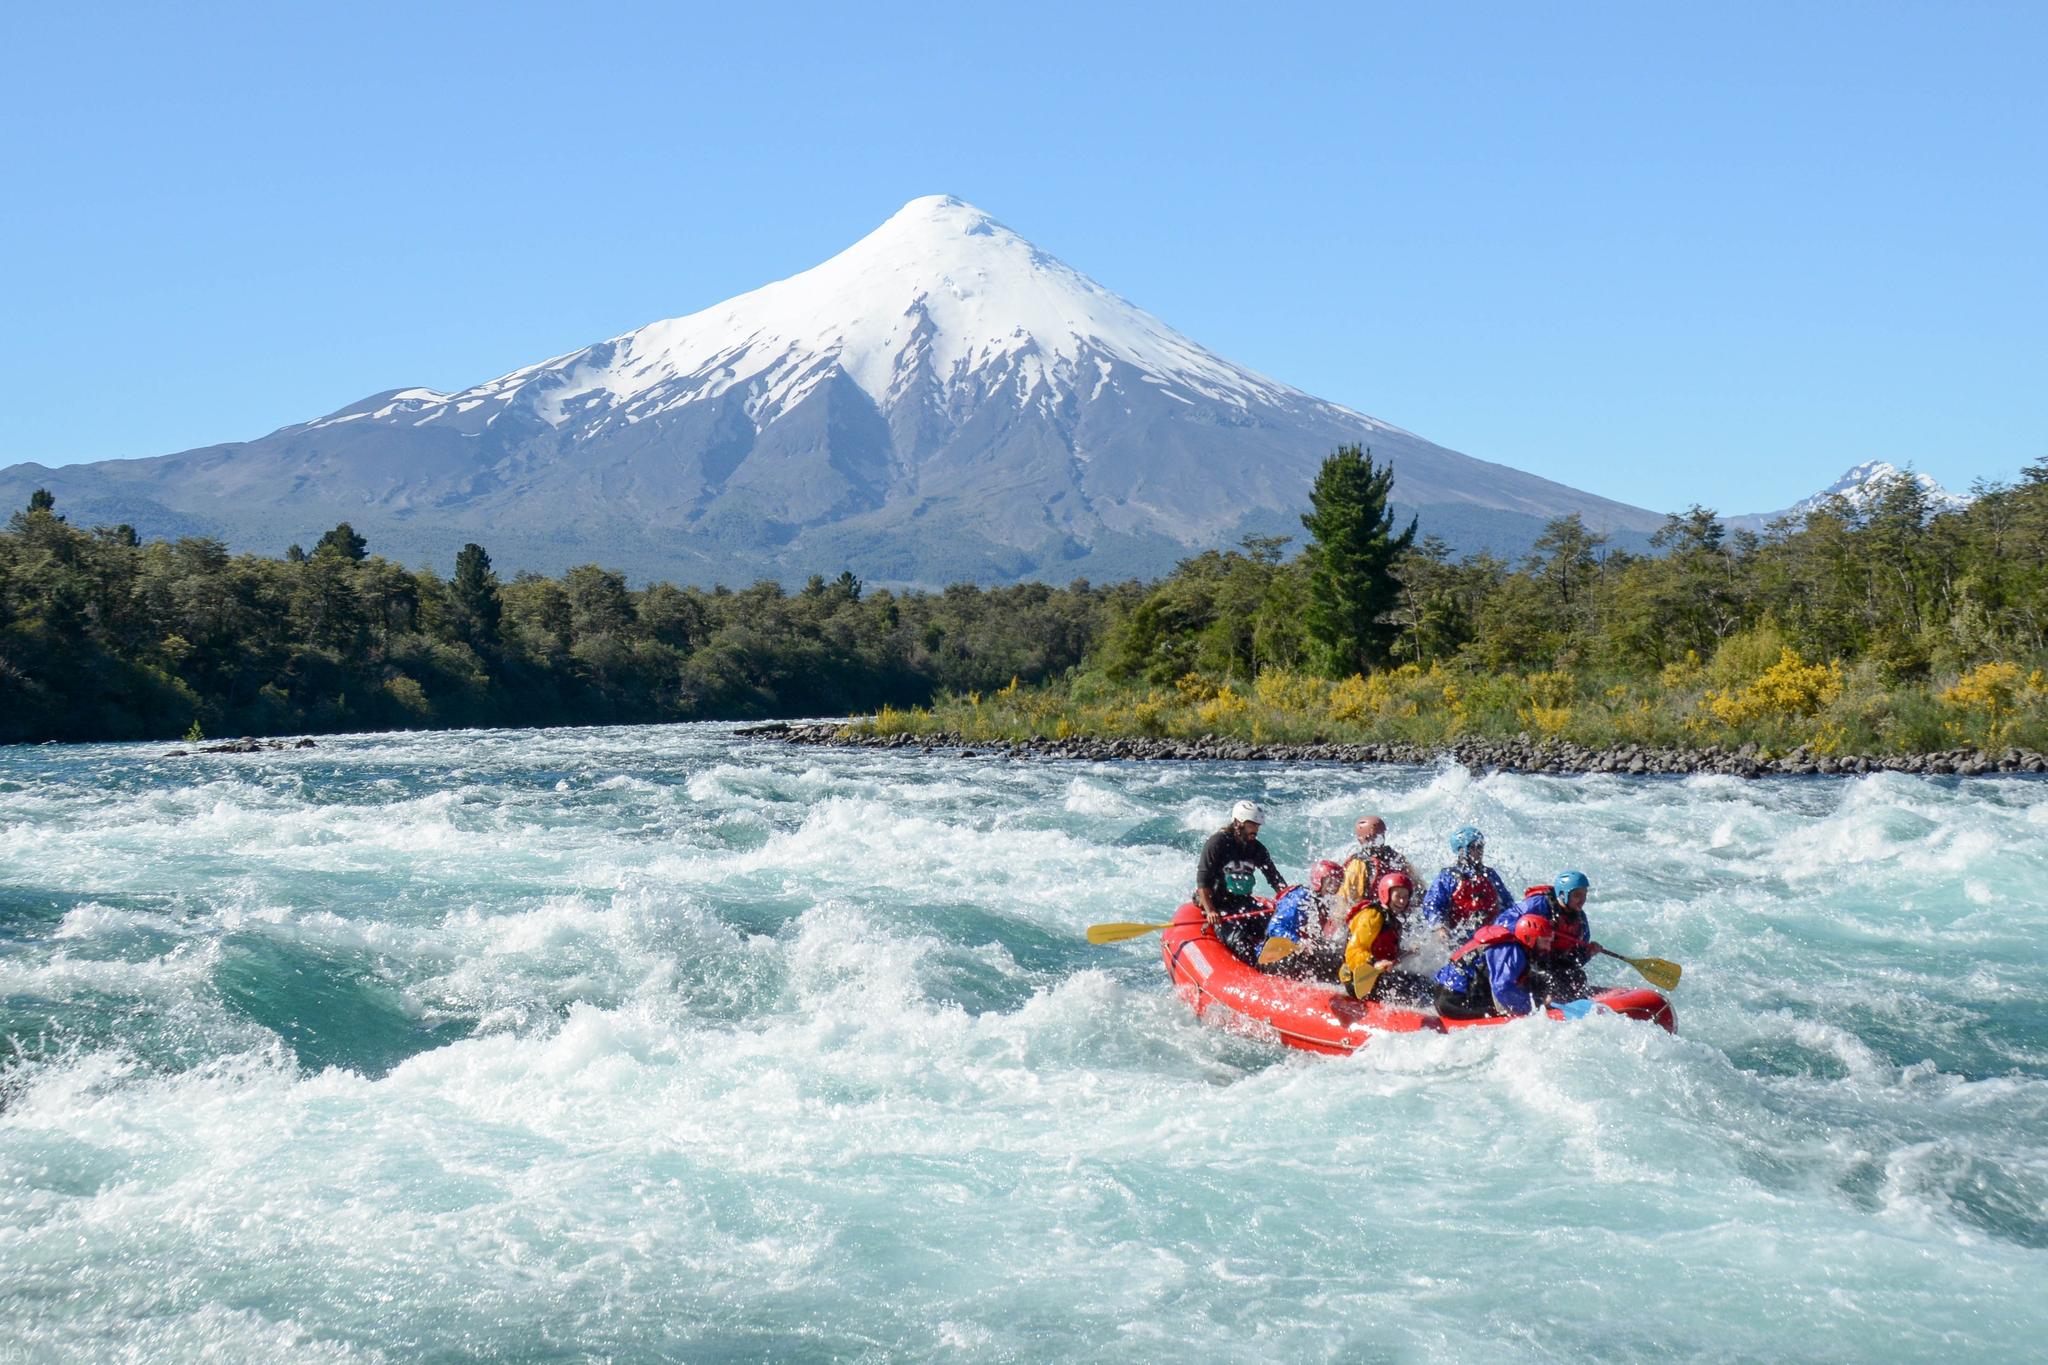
[844, 644, 2048, 761]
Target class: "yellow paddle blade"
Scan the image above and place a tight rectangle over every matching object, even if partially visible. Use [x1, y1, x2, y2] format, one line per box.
[1257, 937, 1297, 966]
[1085, 920, 1172, 945]
[1623, 955, 1683, 991]
[1347, 963, 1384, 999]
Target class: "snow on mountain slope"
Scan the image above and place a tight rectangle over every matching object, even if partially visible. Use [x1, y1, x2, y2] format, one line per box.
[1729, 460, 1973, 531]
[311, 196, 1363, 439]
[1786, 460, 1972, 517]
[2, 196, 1667, 586]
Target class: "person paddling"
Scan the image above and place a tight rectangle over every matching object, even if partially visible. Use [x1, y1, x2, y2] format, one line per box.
[1524, 871, 1601, 1004]
[1258, 860, 1351, 978]
[1336, 815, 1413, 905]
[1432, 901, 1556, 1020]
[1419, 825, 1516, 947]
[1194, 799, 1287, 964]
[1339, 870, 1434, 1005]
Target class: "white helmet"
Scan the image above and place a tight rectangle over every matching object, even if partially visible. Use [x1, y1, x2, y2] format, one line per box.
[1230, 800, 1266, 825]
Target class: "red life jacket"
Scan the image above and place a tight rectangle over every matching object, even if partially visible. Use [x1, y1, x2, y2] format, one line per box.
[1552, 911, 1590, 957]
[1449, 871, 1501, 921]
[1449, 922, 1518, 964]
[1521, 886, 1588, 955]
[1445, 921, 1533, 1006]
[1340, 899, 1403, 960]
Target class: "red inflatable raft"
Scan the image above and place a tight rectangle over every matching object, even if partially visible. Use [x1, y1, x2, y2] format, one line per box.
[1160, 902, 1674, 1055]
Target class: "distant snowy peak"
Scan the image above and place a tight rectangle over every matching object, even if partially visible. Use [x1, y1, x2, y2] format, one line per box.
[313, 194, 1367, 438]
[1788, 461, 1972, 519]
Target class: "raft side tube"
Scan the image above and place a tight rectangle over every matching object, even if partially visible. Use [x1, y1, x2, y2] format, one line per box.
[1160, 902, 1675, 1054]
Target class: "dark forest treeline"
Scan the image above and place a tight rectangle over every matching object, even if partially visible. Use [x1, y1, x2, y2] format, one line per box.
[0, 494, 1128, 743]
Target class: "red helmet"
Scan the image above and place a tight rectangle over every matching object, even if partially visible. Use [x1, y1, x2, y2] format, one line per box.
[1514, 913, 1555, 950]
[1355, 815, 1386, 842]
[1310, 859, 1345, 890]
[1374, 870, 1413, 905]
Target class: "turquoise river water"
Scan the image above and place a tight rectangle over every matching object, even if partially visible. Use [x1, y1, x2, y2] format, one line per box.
[2, 724, 2044, 1361]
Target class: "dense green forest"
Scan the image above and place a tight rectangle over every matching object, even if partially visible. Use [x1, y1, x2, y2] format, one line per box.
[6, 446, 2048, 752]
[871, 448, 2048, 755]
[0, 491, 1123, 744]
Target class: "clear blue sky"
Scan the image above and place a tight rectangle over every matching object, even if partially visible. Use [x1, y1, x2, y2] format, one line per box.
[4, 1, 2041, 515]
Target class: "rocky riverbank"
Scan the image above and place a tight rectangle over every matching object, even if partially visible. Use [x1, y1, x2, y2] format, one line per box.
[740, 722, 2048, 778]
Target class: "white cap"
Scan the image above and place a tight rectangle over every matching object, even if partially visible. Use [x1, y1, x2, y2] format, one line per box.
[1230, 800, 1266, 825]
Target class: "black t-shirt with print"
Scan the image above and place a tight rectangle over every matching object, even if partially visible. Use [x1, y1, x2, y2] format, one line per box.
[1195, 827, 1283, 902]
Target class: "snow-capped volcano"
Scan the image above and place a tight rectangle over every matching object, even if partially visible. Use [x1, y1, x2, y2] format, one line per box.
[1730, 461, 1973, 531]
[1, 196, 1665, 585]
[1786, 461, 1972, 518]
[337, 196, 1302, 436]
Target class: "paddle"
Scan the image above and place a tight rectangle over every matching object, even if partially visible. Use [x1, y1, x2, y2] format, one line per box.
[1085, 908, 1270, 945]
[1256, 936, 1297, 966]
[1343, 960, 1384, 999]
[1597, 947, 1682, 991]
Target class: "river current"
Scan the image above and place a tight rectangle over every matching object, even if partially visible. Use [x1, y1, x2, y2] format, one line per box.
[2, 724, 2043, 1361]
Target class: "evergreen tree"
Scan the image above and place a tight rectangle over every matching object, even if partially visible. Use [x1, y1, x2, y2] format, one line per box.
[1299, 445, 1415, 675]
[313, 522, 368, 561]
[450, 543, 502, 650]
[28, 488, 55, 514]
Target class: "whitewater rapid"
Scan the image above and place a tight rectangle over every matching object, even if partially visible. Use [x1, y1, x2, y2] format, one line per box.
[2, 725, 2044, 1360]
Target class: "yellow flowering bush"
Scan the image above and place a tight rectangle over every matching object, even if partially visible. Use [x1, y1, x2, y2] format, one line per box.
[1197, 686, 1249, 728]
[1940, 661, 2027, 715]
[1703, 648, 1844, 727]
[1253, 668, 1327, 714]
[1938, 661, 2043, 746]
[1326, 674, 1375, 724]
[1520, 702, 1573, 736]
[1525, 670, 1575, 707]
[1809, 721, 1849, 756]
[1659, 650, 1702, 690]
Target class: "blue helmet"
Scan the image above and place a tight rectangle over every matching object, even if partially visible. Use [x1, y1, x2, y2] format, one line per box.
[1450, 825, 1483, 854]
[1555, 870, 1590, 901]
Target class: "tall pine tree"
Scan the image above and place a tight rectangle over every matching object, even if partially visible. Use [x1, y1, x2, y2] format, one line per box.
[451, 542, 503, 651]
[1300, 445, 1415, 676]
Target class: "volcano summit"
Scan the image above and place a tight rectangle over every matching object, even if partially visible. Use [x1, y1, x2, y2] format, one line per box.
[2, 196, 1661, 584]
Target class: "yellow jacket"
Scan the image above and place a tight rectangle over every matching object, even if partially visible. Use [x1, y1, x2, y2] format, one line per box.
[1339, 903, 1391, 998]
[1341, 849, 1410, 903]
[1341, 857, 1374, 904]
